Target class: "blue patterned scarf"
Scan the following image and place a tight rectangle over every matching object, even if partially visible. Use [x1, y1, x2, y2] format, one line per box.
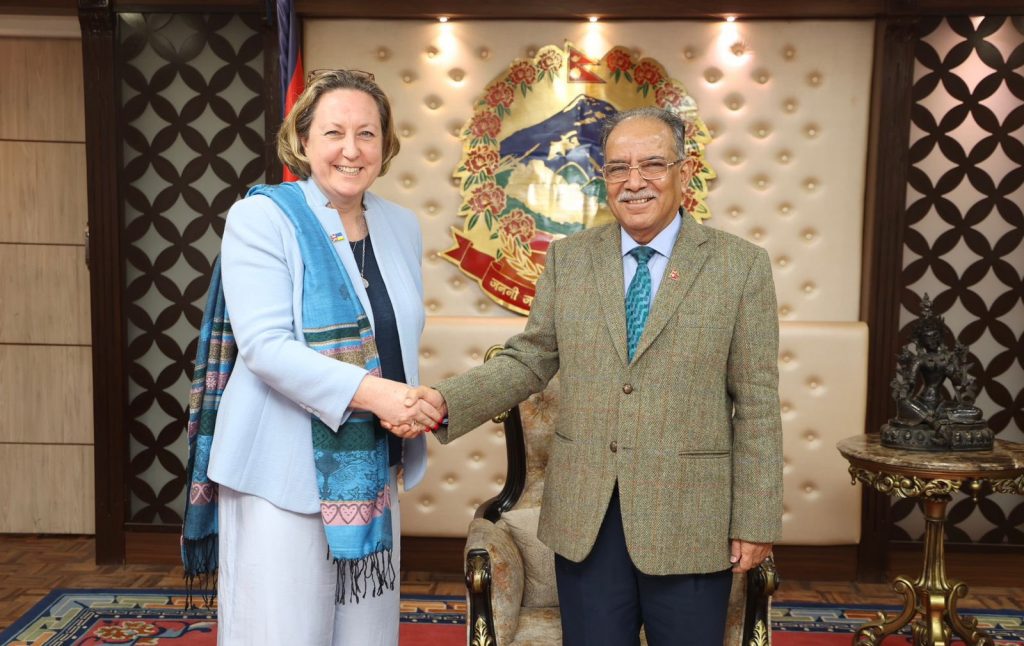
[181, 182, 394, 605]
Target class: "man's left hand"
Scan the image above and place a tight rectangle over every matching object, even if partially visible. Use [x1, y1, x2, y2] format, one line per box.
[729, 539, 772, 573]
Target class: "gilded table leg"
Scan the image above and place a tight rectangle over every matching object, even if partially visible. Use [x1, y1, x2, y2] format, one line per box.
[946, 582, 994, 646]
[853, 576, 917, 646]
[915, 496, 994, 646]
[856, 495, 996, 646]
[915, 496, 954, 646]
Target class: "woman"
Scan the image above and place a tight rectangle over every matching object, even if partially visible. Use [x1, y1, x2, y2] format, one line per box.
[198, 70, 440, 645]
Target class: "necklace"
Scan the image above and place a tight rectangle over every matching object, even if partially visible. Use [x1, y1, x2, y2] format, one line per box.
[333, 201, 370, 289]
[354, 237, 369, 289]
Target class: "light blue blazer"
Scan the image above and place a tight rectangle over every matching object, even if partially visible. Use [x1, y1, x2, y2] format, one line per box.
[208, 179, 428, 514]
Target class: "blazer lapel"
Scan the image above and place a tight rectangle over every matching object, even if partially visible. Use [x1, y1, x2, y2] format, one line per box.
[631, 213, 709, 363]
[591, 225, 629, 367]
[301, 179, 374, 324]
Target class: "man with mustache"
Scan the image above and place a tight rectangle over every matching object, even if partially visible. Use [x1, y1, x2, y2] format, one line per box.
[409, 107, 783, 645]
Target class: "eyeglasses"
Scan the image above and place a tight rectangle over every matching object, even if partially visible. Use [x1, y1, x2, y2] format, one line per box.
[601, 159, 682, 184]
[305, 68, 376, 84]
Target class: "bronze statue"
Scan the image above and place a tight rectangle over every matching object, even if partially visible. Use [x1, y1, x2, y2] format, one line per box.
[881, 294, 992, 451]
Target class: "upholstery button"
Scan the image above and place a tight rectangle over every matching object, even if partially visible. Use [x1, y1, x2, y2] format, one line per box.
[610, 441, 618, 453]
[622, 384, 633, 394]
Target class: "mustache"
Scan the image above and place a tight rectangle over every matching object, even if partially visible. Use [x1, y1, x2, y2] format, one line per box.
[618, 190, 657, 202]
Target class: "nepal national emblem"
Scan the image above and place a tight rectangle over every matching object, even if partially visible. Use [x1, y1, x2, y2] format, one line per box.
[443, 43, 715, 315]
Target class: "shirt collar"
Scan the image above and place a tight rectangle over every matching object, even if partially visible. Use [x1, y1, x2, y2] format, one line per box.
[620, 211, 682, 260]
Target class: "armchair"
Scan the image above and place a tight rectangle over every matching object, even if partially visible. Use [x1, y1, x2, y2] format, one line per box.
[462, 348, 780, 646]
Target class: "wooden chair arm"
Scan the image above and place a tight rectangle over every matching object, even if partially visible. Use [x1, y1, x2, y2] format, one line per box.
[742, 555, 780, 645]
[465, 518, 525, 645]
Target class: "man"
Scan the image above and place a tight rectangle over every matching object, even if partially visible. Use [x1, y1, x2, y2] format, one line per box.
[410, 107, 782, 645]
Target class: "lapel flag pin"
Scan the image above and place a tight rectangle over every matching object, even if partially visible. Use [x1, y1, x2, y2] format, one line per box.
[668, 269, 681, 281]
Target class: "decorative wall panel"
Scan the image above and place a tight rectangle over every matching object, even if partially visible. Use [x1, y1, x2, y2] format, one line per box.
[0, 30, 91, 534]
[892, 16, 1024, 544]
[0, 444, 94, 533]
[119, 13, 266, 524]
[305, 19, 874, 322]
[0, 37, 84, 142]
[0, 245, 90, 345]
[0, 141, 87, 244]
[0, 345, 92, 445]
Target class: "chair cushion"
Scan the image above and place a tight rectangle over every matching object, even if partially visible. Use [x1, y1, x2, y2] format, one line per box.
[519, 374, 560, 483]
[500, 507, 559, 607]
[507, 607, 564, 645]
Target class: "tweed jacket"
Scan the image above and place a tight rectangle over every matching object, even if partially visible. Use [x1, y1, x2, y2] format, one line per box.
[435, 213, 783, 575]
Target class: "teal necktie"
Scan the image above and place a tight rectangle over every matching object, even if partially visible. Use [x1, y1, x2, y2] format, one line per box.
[626, 246, 656, 361]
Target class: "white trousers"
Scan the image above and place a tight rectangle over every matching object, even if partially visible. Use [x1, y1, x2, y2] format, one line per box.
[217, 468, 400, 646]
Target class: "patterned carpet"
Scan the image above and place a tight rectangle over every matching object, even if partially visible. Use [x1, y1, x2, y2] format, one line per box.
[772, 603, 1024, 644]
[2, 591, 1022, 645]
[0, 590, 463, 645]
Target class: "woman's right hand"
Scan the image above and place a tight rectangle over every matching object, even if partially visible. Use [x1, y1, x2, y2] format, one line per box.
[350, 376, 444, 438]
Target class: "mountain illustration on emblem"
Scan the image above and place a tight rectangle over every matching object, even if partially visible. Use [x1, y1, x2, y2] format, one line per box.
[498, 94, 618, 233]
[500, 94, 616, 178]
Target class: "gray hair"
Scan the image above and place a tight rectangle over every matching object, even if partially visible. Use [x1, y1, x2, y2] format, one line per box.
[600, 107, 688, 159]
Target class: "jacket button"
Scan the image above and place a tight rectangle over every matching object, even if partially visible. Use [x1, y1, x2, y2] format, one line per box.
[622, 384, 633, 394]
[610, 441, 618, 453]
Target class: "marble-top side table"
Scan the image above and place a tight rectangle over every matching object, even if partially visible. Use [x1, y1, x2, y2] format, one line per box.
[837, 434, 1024, 646]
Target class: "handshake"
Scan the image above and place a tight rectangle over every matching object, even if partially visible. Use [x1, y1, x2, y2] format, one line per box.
[356, 376, 448, 439]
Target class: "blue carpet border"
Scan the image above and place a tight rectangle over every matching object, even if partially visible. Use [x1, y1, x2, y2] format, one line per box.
[771, 602, 1024, 640]
[4, 591, 1022, 644]
[0, 589, 465, 644]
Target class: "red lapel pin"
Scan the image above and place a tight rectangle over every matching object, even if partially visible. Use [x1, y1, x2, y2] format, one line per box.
[668, 269, 680, 281]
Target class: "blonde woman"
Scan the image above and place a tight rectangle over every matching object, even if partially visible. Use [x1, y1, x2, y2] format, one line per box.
[186, 70, 440, 646]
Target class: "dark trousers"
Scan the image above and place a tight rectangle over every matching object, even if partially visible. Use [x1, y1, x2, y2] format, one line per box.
[554, 486, 732, 646]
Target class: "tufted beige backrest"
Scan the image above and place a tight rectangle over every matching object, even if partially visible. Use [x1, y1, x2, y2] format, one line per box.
[777, 322, 866, 544]
[304, 19, 875, 545]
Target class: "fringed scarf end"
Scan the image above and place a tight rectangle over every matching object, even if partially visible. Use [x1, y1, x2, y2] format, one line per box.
[182, 534, 218, 610]
[333, 546, 395, 605]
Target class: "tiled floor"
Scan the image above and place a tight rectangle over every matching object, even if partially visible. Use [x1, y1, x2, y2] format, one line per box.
[2, 534, 1022, 631]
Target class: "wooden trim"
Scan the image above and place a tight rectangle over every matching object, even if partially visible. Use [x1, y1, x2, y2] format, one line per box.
[1, 0, 78, 15]
[889, 539, 1024, 555]
[125, 526, 179, 564]
[295, 0, 881, 20]
[13, 0, 1024, 19]
[0, 15, 81, 37]
[125, 529, 469, 571]
[263, 8, 282, 184]
[110, 0, 263, 11]
[293, 0, 1022, 19]
[772, 545, 859, 581]
[125, 529, 1024, 590]
[888, 541, 1024, 589]
[900, 0, 1024, 13]
[857, 17, 919, 583]
[403, 537, 465, 574]
[78, 0, 127, 565]
[768, 544, 1024, 587]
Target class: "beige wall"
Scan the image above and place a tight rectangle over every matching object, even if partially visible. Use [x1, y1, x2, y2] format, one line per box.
[0, 19, 94, 533]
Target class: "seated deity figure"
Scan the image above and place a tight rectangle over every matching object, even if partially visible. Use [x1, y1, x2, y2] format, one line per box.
[882, 295, 992, 451]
